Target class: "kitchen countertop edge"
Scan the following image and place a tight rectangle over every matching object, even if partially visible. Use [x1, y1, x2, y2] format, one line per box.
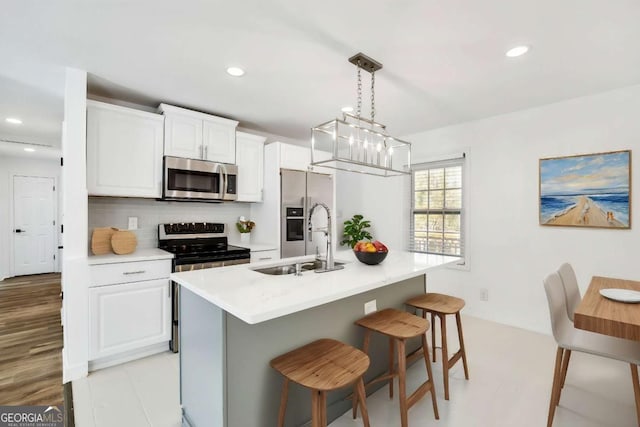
[171, 251, 460, 325]
[88, 248, 175, 265]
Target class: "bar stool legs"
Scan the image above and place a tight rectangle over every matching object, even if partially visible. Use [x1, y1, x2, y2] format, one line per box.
[408, 293, 470, 401]
[353, 308, 439, 427]
[456, 312, 470, 380]
[271, 338, 370, 427]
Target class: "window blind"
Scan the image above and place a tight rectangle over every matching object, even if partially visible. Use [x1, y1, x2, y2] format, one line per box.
[409, 157, 465, 256]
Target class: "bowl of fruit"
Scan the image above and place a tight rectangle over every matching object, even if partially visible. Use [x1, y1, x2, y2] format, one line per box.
[353, 240, 388, 265]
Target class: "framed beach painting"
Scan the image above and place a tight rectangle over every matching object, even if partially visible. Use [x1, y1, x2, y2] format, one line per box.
[539, 150, 631, 229]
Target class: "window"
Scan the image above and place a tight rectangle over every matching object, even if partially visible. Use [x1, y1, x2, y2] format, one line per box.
[410, 158, 464, 256]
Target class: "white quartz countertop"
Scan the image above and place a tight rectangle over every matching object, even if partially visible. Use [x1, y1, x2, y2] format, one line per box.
[171, 250, 460, 324]
[88, 248, 174, 265]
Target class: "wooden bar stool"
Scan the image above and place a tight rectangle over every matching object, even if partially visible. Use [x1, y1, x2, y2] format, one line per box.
[270, 338, 371, 427]
[354, 308, 439, 427]
[406, 293, 469, 400]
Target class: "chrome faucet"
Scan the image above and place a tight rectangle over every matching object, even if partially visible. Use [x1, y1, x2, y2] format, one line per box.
[308, 202, 344, 273]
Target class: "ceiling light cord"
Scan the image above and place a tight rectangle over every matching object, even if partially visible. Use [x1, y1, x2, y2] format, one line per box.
[370, 68, 375, 125]
[356, 59, 362, 120]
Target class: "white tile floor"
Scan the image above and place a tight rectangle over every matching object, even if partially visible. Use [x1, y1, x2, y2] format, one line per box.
[73, 316, 639, 427]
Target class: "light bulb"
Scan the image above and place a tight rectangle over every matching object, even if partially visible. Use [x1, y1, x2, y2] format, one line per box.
[349, 135, 354, 145]
[377, 143, 382, 152]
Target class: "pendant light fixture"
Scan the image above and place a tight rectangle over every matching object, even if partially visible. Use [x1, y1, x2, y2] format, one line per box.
[310, 52, 411, 176]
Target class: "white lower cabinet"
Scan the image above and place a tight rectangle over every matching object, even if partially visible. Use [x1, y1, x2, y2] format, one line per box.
[89, 278, 171, 361]
[250, 249, 280, 263]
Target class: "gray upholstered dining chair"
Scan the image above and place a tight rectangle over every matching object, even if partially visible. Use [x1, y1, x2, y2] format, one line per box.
[557, 263, 581, 321]
[543, 272, 640, 427]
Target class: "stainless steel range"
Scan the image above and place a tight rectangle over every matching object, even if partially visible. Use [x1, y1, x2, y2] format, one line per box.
[158, 222, 250, 352]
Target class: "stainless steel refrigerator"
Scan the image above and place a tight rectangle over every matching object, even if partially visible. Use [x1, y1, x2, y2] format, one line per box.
[280, 169, 333, 259]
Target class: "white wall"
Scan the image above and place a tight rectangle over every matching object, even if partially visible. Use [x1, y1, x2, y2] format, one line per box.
[335, 170, 410, 250]
[337, 84, 640, 335]
[0, 154, 61, 280]
[61, 68, 89, 382]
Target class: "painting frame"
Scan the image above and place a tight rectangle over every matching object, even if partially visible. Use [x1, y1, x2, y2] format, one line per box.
[539, 150, 631, 229]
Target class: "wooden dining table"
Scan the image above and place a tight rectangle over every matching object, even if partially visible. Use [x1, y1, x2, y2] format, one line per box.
[574, 276, 640, 341]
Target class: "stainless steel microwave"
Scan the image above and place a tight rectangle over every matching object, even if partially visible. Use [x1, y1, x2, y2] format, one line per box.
[163, 156, 238, 202]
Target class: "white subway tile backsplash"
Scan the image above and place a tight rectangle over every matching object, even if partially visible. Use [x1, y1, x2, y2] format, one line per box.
[88, 197, 251, 249]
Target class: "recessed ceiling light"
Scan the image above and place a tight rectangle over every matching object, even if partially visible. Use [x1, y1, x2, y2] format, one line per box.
[226, 67, 245, 77]
[341, 106, 354, 113]
[6, 117, 22, 125]
[23, 147, 35, 152]
[505, 46, 530, 58]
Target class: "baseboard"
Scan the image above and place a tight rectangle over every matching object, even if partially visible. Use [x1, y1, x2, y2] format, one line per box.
[63, 349, 88, 384]
[88, 342, 169, 372]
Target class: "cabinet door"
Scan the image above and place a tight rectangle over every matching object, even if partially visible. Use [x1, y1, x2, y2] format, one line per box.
[87, 101, 164, 198]
[164, 113, 204, 159]
[203, 119, 236, 164]
[236, 132, 265, 202]
[280, 143, 311, 171]
[89, 279, 171, 360]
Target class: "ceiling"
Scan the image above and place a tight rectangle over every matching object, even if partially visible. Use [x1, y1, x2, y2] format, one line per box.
[2, 0, 640, 151]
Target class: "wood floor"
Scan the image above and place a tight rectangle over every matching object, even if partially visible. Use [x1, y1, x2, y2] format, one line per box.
[0, 273, 63, 406]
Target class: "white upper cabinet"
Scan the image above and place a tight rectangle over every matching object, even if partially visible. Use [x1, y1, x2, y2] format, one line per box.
[164, 113, 203, 159]
[159, 104, 238, 163]
[203, 118, 237, 164]
[236, 132, 266, 202]
[280, 143, 311, 171]
[87, 100, 164, 198]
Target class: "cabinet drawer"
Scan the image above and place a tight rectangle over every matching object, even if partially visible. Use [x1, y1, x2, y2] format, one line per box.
[250, 249, 280, 263]
[90, 259, 171, 287]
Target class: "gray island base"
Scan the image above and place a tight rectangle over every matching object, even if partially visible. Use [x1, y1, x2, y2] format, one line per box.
[173, 250, 460, 426]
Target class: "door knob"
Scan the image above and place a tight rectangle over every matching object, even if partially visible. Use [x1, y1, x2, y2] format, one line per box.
[14, 229, 24, 233]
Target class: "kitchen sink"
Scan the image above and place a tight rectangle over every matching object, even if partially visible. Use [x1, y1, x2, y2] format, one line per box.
[252, 260, 345, 275]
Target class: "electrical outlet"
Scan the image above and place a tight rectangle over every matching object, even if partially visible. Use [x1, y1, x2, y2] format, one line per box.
[128, 217, 138, 230]
[364, 299, 377, 315]
[480, 288, 489, 302]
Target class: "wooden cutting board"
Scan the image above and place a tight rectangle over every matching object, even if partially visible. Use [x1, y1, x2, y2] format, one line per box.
[111, 230, 138, 255]
[91, 227, 118, 255]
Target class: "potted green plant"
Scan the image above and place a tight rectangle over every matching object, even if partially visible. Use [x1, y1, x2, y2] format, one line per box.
[340, 214, 372, 249]
[236, 216, 255, 244]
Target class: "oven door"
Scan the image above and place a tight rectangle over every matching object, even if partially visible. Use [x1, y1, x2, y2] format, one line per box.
[164, 156, 223, 200]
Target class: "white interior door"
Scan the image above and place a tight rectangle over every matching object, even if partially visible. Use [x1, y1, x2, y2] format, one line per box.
[13, 176, 56, 276]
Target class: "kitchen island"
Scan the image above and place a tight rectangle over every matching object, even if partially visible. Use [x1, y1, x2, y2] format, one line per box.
[171, 250, 460, 427]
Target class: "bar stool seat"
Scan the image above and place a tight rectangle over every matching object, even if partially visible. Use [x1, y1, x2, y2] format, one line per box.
[270, 338, 370, 427]
[354, 308, 439, 427]
[406, 293, 469, 400]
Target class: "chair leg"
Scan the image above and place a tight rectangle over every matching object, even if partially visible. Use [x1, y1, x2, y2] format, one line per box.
[319, 391, 327, 427]
[431, 312, 437, 363]
[311, 389, 321, 427]
[277, 378, 289, 427]
[353, 329, 371, 419]
[389, 337, 395, 398]
[356, 377, 371, 427]
[397, 339, 409, 427]
[559, 350, 571, 389]
[547, 347, 564, 427]
[456, 312, 470, 380]
[422, 334, 440, 419]
[630, 364, 640, 427]
[440, 313, 450, 400]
